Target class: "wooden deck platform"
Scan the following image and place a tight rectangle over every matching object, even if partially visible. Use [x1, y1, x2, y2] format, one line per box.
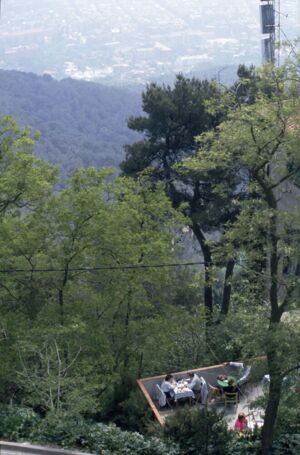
[137, 362, 265, 427]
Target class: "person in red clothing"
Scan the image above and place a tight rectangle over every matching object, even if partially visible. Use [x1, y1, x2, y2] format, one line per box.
[234, 412, 248, 431]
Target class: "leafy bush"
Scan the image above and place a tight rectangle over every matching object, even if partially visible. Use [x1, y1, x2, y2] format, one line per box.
[0, 407, 178, 455]
[99, 374, 152, 432]
[114, 389, 153, 432]
[227, 434, 261, 454]
[0, 405, 40, 441]
[274, 387, 300, 437]
[85, 423, 179, 455]
[272, 434, 300, 454]
[164, 406, 232, 455]
[32, 413, 179, 455]
[30, 412, 89, 449]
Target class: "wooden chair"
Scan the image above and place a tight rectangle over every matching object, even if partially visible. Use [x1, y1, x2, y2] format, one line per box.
[193, 390, 202, 404]
[224, 391, 239, 409]
[194, 379, 208, 405]
[208, 384, 224, 404]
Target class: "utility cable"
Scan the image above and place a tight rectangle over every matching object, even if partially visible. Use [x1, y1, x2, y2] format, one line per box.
[0, 261, 206, 274]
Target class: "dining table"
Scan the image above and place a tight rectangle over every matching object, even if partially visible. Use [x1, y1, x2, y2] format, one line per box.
[173, 380, 194, 403]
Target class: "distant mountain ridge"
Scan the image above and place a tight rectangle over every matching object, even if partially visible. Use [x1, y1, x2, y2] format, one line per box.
[0, 69, 142, 178]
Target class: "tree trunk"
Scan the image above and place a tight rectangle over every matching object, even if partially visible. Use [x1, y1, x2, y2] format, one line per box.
[58, 264, 69, 326]
[191, 222, 213, 313]
[261, 349, 282, 454]
[58, 289, 64, 325]
[261, 195, 282, 453]
[221, 259, 235, 315]
[123, 291, 132, 369]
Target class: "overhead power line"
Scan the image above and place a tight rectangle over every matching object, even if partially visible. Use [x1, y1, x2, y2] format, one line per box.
[0, 261, 206, 274]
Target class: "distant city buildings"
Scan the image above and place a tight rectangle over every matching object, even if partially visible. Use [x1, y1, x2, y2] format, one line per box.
[0, 0, 298, 84]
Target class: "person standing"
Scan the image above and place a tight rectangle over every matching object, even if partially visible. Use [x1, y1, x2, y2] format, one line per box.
[234, 413, 248, 431]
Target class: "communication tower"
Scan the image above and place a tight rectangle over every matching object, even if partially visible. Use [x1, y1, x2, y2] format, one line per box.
[259, 0, 281, 65]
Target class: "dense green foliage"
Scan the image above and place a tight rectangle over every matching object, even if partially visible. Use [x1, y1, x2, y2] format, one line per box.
[185, 61, 300, 453]
[0, 69, 141, 178]
[121, 71, 261, 314]
[0, 114, 223, 444]
[164, 407, 232, 455]
[0, 405, 179, 454]
[0, 116, 179, 414]
[121, 59, 300, 453]
[0, 55, 299, 455]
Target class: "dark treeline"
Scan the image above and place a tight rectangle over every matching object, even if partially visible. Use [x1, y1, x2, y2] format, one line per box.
[0, 69, 142, 178]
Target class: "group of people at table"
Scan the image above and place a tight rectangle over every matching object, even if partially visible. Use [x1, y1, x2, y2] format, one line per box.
[159, 369, 262, 432]
[160, 372, 208, 405]
[160, 369, 240, 405]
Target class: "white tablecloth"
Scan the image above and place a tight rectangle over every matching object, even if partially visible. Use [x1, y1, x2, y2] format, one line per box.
[173, 386, 194, 402]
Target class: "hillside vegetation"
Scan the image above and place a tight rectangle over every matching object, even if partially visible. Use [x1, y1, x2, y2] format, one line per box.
[0, 70, 142, 177]
[0, 59, 299, 455]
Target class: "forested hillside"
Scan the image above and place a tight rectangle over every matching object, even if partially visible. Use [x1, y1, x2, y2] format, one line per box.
[0, 70, 142, 177]
[0, 59, 299, 455]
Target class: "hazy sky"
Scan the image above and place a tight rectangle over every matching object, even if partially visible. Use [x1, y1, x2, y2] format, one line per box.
[0, 0, 299, 84]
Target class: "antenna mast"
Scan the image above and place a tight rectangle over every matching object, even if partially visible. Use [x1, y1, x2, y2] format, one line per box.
[259, 0, 281, 65]
[277, 0, 281, 66]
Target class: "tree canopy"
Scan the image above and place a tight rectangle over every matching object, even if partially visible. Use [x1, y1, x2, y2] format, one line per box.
[0, 56, 299, 455]
[185, 61, 300, 454]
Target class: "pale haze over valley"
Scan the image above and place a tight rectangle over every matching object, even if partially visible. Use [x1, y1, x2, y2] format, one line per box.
[0, 0, 299, 85]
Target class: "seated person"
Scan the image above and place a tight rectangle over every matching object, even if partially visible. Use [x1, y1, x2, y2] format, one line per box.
[234, 412, 248, 431]
[217, 374, 227, 381]
[187, 372, 202, 392]
[225, 378, 237, 393]
[161, 374, 176, 399]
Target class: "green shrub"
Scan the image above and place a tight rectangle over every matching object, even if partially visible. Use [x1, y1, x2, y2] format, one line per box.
[0, 406, 178, 455]
[0, 405, 40, 441]
[272, 434, 300, 455]
[100, 378, 152, 433]
[30, 412, 89, 449]
[114, 389, 153, 432]
[164, 406, 232, 455]
[274, 387, 300, 437]
[227, 434, 261, 454]
[86, 423, 179, 455]
[31, 413, 179, 455]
